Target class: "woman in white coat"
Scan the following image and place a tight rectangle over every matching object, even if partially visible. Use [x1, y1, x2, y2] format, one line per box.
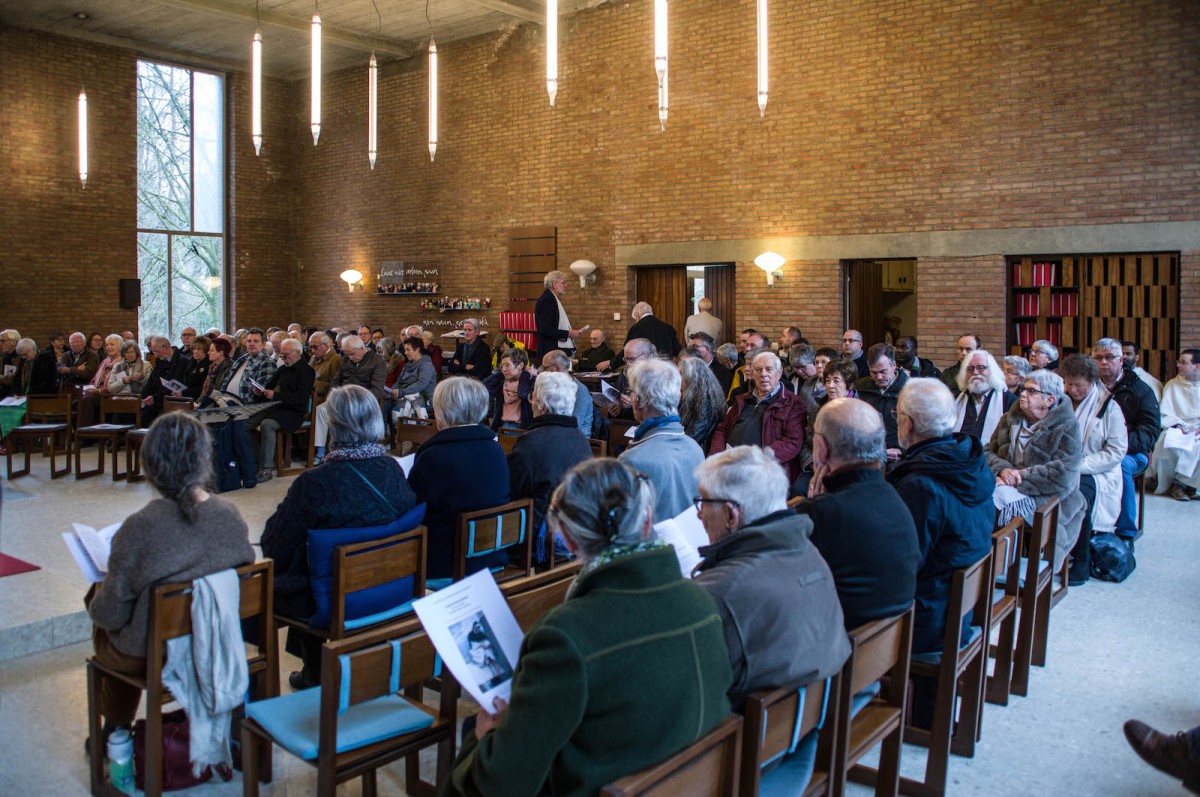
[1061, 354, 1128, 585]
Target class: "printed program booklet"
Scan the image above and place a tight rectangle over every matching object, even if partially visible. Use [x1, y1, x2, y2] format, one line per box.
[62, 522, 122, 582]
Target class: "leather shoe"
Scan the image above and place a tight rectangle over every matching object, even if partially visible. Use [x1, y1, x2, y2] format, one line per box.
[1124, 719, 1200, 793]
[288, 669, 317, 690]
[1168, 483, 1191, 502]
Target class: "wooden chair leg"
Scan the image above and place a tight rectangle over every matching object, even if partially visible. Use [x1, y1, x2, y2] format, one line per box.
[986, 615, 1016, 706]
[86, 663, 107, 796]
[50, 430, 71, 478]
[110, 436, 127, 481]
[953, 664, 985, 757]
[75, 437, 105, 479]
[362, 769, 378, 797]
[1011, 603, 1035, 697]
[145, 690, 164, 797]
[1031, 585, 1052, 668]
[875, 725, 904, 797]
[241, 725, 260, 797]
[7, 436, 31, 479]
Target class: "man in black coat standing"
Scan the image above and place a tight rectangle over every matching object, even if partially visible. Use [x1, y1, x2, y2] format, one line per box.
[534, 270, 583, 359]
[249, 338, 316, 481]
[599, 302, 682, 370]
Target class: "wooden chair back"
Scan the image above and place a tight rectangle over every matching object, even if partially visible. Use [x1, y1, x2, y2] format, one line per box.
[26, 393, 73, 428]
[500, 561, 581, 631]
[589, 438, 608, 458]
[394, 417, 437, 454]
[600, 714, 743, 797]
[453, 498, 535, 583]
[607, 417, 638, 457]
[498, 428, 524, 453]
[162, 396, 195, 413]
[329, 527, 428, 640]
[740, 676, 836, 797]
[983, 519, 1024, 710]
[99, 394, 142, 426]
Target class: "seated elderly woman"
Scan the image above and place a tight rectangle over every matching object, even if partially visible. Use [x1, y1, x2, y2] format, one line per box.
[197, 337, 234, 407]
[87, 413, 254, 734]
[408, 377, 511, 580]
[483, 347, 534, 431]
[985, 369, 1086, 570]
[678, 356, 726, 452]
[13, 337, 61, 396]
[385, 336, 438, 422]
[182, 337, 212, 400]
[107, 341, 153, 396]
[261, 384, 417, 689]
[446, 458, 732, 796]
[1002, 355, 1032, 394]
[1059, 353, 1128, 585]
[420, 330, 444, 373]
[819, 358, 859, 405]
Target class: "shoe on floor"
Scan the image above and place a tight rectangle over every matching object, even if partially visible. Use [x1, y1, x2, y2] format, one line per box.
[255, 468, 274, 482]
[1187, 486, 1200, 501]
[1124, 719, 1200, 793]
[1168, 483, 1191, 502]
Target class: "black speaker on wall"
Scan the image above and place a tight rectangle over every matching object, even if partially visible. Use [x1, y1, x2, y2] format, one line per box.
[119, 278, 141, 309]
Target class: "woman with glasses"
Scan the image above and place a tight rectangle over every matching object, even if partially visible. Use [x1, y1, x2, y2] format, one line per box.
[483, 348, 534, 431]
[446, 458, 732, 797]
[985, 369, 1086, 570]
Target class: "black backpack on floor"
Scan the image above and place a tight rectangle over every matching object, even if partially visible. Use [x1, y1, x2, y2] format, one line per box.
[1090, 532, 1136, 583]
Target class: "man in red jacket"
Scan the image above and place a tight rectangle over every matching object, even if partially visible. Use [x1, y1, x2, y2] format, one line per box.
[709, 350, 807, 480]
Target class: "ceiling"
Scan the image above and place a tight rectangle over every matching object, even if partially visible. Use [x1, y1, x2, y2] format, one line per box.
[0, 0, 603, 78]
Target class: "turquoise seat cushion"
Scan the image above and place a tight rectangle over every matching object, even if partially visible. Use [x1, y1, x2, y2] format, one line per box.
[994, 557, 1050, 589]
[307, 503, 426, 629]
[245, 688, 434, 760]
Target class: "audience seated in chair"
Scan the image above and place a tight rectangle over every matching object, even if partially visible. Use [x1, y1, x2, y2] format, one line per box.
[692, 445, 850, 709]
[12, 337, 60, 396]
[311, 335, 386, 462]
[245, 338, 316, 482]
[261, 384, 416, 690]
[445, 459, 732, 796]
[1151, 348, 1200, 502]
[954, 349, 1016, 444]
[540, 349, 593, 436]
[710, 349, 807, 481]
[483, 347, 534, 432]
[138, 336, 188, 427]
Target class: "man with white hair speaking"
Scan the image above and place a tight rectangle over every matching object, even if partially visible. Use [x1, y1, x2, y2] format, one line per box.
[954, 349, 1016, 444]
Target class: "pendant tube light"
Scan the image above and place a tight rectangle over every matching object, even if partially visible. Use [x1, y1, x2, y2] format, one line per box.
[428, 38, 438, 161]
[251, 30, 263, 155]
[658, 70, 668, 131]
[311, 10, 322, 145]
[78, 88, 88, 187]
[546, 0, 558, 106]
[756, 0, 768, 116]
[368, 51, 378, 168]
[654, 0, 667, 82]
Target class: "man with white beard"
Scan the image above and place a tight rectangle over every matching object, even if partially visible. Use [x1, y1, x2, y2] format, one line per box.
[954, 349, 1016, 444]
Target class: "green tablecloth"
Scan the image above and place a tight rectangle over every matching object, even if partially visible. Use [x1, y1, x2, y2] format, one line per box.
[0, 405, 27, 437]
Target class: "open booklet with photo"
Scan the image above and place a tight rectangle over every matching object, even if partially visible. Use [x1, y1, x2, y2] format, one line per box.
[412, 569, 524, 710]
[62, 522, 122, 583]
[652, 504, 710, 578]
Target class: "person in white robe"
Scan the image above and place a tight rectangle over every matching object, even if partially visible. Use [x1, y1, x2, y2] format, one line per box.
[1152, 349, 1200, 499]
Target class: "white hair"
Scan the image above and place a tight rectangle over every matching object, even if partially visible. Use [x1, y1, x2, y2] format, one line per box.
[341, 335, 365, 352]
[15, 338, 37, 357]
[694, 446, 788, 526]
[1, 329, 20, 342]
[898, 378, 957, 440]
[1024, 369, 1065, 401]
[543, 270, 569, 289]
[1092, 337, 1122, 357]
[627, 358, 681, 417]
[533, 372, 576, 416]
[631, 301, 653, 319]
[750, 350, 781, 371]
[69, 331, 86, 343]
[956, 349, 1006, 395]
[432, 377, 489, 426]
[1030, 339, 1059, 362]
[280, 338, 303, 355]
[105, 334, 123, 347]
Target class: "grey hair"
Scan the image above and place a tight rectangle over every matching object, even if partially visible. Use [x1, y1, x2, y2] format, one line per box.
[789, 344, 815, 368]
[105, 334, 123, 347]
[897, 378, 957, 439]
[715, 343, 738, 367]
[15, 338, 37, 356]
[341, 335, 365, 352]
[624, 337, 658, 361]
[549, 459, 654, 561]
[141, 412, 213, 523]
[308, 331, 330, 346]
[376, 337, 397, 360]
[1024, 368, 1065, 401]
[279, 338, 303, 355]
[694, 445, 788, 526]
[1002, 356, 1032, 379]
[150, 335, 170, 349]
[533, 372, 576, 415]
[542, 349, 573, 372]
[748, 349, 777, 370]
[543, 270, 569, 289]
[0, 329, 19, 342]
[627, 358, 681, 417]
[433, 376, 489, 426]
[119, 340, 142, 360]
[462, 318, 480, 332]
[1030, 339, 1059, 362]
[69, 331, 86, 343]
[326, 385, 386, 446]
[956, 349, 1006, 395]
[631, 301, 653, 319]
[814, 397, 886, 466]
[678, 357, 725, 430]
[1092, 337, 1123, 357]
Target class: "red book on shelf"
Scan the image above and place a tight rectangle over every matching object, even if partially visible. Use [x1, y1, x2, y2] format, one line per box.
[1046, 321, 1061, 347]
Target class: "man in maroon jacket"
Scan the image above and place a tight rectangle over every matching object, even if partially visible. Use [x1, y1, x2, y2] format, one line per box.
[709, 350, 807, 481]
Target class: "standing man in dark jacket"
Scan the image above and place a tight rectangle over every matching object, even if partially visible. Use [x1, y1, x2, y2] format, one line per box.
[600, 302, 682, 370]
[249, 338, 316, 481]
[507, 372, 592, 562]
[693, 445, 850, 709]
[855, 343, 910, 465]
[534, 270, 583, 359]
[801, 397, 920, 630]
[890, 379, 993, 655]
[1093, 337, 1161, 540]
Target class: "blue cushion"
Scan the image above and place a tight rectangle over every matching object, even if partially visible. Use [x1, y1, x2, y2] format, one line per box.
[307, 503, 426, 629]
[760, 731, 820, 797]
[245, 687, 433, 760]
[994, 556, 1050, 589]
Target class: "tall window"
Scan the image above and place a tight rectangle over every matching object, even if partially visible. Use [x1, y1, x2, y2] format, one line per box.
[136, 60, 225, 340]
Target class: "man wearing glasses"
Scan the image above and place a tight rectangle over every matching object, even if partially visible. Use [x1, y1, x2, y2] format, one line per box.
[709, 350, 808, 482]
[940, 333, 981, 397]
[307, 331, 341, 400]
[952, 349, 1015, 444]
[1093, 338, 1161, 539]
[841, 329, 868, 379]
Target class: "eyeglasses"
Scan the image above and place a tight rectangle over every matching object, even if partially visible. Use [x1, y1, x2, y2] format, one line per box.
[1092, 354, 1120, 362]
[1020, 386, 1049, 397]
[694, 496, 740, 513]
[841, 338, 862, 344]
[965, 364, 990, 373]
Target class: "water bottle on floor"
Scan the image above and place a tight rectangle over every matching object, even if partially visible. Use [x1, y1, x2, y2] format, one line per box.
[107, 728, 134, 794]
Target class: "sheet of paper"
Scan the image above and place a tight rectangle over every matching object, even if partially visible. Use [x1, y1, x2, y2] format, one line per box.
[653, 505, 709, 577]
[624, 425, 637, 439]
[0, 396, 27, 407]
[578, 325, 591, 334]
[2, 364, 14, 377]
[72, 522, 121, 576]
[160, 377, 187, 393]
[63, 533, 104, 583]
[247, 376, 267, 392]
[1164, 427, 1200, 475]
[393, 453, 416, 477]
[412, 569, 524, 710]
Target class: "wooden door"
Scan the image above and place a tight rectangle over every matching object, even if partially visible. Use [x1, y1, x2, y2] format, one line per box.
[635, 266, 688, 342]
[704, 265, 736, 347]
[845, 260, 884, 349]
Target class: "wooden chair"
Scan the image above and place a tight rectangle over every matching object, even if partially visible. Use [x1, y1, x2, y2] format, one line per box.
[86, 561, 278, 797]
[1007, 497, 1058, 697]
[162, 396, 195, 413]
[497, 427, 524, 453]
[74, 396, 141, 480]
[868, 552, 993, 797]
[984, 519, 1023, 708]
[6, 416, 72, 479]
[275, 390, 315, 477]
[740, 676, 837, 797]
[836, 607, 914, 797]
[446, 498, 535, 585]
[607, 417, 638, 458]
[125, 428, 150, 483]
[588, 437, 608, 458]
[1134, 470, 1146, 536]
[241, 620, 458, 797]
[500, 560, 582, 628]
[26, 393, 75, 454]
[393, 417, 437, 455]
[600, 714, 742, 797]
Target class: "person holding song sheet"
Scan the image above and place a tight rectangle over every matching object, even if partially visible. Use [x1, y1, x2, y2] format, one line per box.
[446, 459, 732, 797]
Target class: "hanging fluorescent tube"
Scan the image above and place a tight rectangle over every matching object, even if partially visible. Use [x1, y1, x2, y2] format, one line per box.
[368, 51, 378, 168]
[654, 0, 668, 82]
[658, 70, 668, 131]
[546, 0, 558, 106]
[252, 30, 263, 155]
[428, 38, 438, 161]
[78, 88, 88, 187]
[756, 0, 768, 116]
[311, 12, 322, 145]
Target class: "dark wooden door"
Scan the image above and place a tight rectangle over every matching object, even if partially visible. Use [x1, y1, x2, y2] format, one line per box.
[635, 266, 688, 341]
[704, 265, 736, 346]
[845, 260, 884, 349]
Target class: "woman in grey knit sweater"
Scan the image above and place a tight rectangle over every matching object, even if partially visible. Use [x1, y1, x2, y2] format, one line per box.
[88, 412, 255, 731]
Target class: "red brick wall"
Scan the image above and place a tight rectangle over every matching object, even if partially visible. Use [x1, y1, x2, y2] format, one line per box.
[916, 256, 1008, 366]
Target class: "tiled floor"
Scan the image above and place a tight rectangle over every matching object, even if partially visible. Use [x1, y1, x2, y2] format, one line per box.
[2, 455, 1198, 794]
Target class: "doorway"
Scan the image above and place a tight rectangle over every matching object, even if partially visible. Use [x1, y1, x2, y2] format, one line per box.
[844, 259, 917, 348]
[634, 263, 737, 346]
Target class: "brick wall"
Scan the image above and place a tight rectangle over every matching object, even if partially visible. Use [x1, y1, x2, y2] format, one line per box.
[915, 256, 1007, 366]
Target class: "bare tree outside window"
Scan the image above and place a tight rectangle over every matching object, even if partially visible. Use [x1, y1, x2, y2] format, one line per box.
[136, 61, 224, 340]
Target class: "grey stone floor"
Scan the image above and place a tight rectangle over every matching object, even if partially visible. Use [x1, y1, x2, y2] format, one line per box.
[1, 456, 1197, 794]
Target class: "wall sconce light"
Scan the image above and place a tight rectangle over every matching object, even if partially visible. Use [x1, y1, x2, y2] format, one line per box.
[340, 269, 364, 291]
[569, 259, 597, 288]
[754, 251, 785, 287]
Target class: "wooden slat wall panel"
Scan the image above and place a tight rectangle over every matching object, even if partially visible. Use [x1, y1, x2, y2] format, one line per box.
[704, 265, 737, 347]
[507, 227, 556, 302]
